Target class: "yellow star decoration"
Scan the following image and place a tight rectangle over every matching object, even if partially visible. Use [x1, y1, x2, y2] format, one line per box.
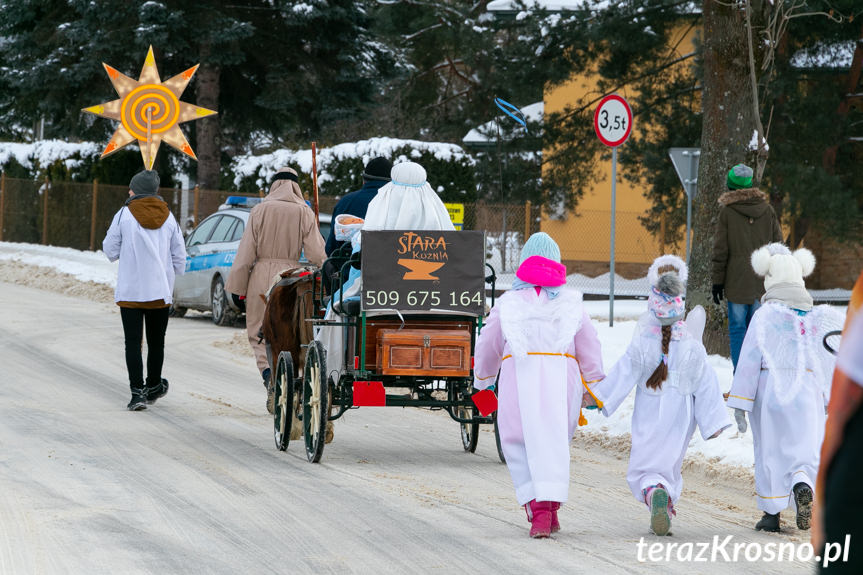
[82, 45, 217, 169]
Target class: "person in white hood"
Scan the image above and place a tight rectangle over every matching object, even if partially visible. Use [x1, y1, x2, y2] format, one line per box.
[727, 243, 844, 533]
[103, 170, 186, 411]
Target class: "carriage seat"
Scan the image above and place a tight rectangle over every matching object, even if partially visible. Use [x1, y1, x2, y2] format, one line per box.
[332, 296, 362, 316]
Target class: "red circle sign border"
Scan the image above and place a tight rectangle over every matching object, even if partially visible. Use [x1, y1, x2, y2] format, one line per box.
[593, 94, 633, 148]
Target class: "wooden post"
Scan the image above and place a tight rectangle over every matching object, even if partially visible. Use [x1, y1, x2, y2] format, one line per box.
[89, 179, 99, 251]
[193, 185, 200, 225]
[311, 141, 320, 223]
[0, 171, 5, 242]
[42, 176, 50, 245]
[659, 211, 667, 254]
[524, 200, 531, 239]
[259, 188, 264, 198]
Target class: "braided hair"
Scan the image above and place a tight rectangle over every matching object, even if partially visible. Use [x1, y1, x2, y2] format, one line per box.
[645, 324, 672, 390]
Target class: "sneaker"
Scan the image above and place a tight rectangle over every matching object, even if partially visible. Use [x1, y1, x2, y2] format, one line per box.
[755, 512, 781, 532]
[145, 378, 169, 405]
[648, 486, 672, 536]
[525, 500, 553, 538]
[793, 483, 813, 530]
[127, 390, 147, 411]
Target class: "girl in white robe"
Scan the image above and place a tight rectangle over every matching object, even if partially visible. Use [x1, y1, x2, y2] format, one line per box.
[588, 255, 731, 535]
[727, 243, 843, 532]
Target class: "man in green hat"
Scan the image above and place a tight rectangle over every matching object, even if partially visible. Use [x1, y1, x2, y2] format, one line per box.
[711, 164, 783, 370]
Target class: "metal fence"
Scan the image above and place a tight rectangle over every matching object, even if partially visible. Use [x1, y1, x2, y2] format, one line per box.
[0, 174, 667, 295]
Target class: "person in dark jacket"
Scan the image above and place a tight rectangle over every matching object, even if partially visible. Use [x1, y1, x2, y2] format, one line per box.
[324, 156, 392, 255]
[711, 164, 783, 370]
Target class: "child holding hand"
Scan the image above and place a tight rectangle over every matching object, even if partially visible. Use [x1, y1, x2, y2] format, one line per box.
[586, 255, 731, 535]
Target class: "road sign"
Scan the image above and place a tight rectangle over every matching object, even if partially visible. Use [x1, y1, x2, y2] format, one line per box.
[669, 148, 700, 198]
[444, 202, 464, 230]
[593, 94, 633, 148]
[668, 148, 701, 263]
[593, 94, 633, 326]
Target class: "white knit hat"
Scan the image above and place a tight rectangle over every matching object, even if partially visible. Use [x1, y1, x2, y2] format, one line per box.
[751, 242, 816, 289]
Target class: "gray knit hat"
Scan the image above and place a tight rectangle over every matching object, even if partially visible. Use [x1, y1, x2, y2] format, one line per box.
[519, 232, 561, 264]
[129, 170, 160, 196]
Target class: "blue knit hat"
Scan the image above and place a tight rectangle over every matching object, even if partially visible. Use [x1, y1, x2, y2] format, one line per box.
[519, 232, 561, 264]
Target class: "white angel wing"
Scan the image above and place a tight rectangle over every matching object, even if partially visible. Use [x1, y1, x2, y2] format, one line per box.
[685, 305, 706, 343]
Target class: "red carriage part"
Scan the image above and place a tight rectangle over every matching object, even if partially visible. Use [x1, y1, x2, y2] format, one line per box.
[353, 381, 386, 406]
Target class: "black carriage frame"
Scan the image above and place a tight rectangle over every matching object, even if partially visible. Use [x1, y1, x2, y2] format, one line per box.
[271, 242, 505, 463]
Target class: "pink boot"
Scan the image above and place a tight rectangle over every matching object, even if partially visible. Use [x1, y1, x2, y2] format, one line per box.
[550, 502, 561, 533]
[525, 500, 554, 538]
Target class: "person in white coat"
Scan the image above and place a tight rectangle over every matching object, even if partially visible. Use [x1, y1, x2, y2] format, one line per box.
[586, 255, 731, 536]
[728, 243, 843, 532]
[103, 170, 186, 411]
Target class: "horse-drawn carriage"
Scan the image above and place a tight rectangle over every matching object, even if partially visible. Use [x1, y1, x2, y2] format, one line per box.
[263, 229, 504, 463]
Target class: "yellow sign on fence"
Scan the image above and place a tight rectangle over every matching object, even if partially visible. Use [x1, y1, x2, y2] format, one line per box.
[444, 202, 464, 230]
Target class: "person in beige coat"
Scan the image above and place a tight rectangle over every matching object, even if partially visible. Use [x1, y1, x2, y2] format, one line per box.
[226, 167, 326, 404]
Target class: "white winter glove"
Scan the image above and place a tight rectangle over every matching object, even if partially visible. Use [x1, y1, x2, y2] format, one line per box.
[734, 408, 748, 434]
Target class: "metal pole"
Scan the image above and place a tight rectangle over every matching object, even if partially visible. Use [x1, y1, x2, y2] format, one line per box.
[609, 147, 617, 327]
[685, 150, 700, 264]
[685, 151, 695, 263]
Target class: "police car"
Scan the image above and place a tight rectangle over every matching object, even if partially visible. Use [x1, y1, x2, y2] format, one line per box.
[171, 196, 331, 325]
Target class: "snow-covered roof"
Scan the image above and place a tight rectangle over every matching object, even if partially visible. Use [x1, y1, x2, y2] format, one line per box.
[462, 101, 543, 145]
[486, 0, 593, 12]
[0, 140, 101, 171]
[231, 137, 475, 189]
[790, 40, 856, 69]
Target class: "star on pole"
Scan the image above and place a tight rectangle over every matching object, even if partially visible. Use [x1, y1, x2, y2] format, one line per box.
[82, 45, 217, 169]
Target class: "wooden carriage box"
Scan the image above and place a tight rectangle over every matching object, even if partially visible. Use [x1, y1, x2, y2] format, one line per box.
[375, 329, 471, 376]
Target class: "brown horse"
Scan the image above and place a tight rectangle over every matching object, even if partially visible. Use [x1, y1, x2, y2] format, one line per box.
[261, 267, 333, 442]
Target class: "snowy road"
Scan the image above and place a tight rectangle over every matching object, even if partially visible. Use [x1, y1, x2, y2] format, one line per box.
[0, 281, 816, 574]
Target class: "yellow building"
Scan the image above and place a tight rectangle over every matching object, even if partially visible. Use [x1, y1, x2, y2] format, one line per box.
[538, 23, 700, 278]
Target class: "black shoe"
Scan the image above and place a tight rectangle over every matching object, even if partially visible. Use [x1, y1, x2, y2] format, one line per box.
[755, 512, 780, 532]
[145, 378, 169, 405]
[127, 391, 148, 411]
[793, 482, 813, 530]
[262, 368, 271, 387]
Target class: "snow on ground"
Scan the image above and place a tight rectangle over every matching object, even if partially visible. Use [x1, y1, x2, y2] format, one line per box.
[0, 241, 757, 472]
[0, 241, 117, 286]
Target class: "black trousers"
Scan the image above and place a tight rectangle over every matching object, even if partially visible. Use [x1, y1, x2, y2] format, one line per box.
[120, 307, 171, 390]
[821, 405, 863, 573]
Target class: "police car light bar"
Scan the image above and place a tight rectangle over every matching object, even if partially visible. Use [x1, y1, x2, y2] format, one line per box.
[222, 196, 262, 209]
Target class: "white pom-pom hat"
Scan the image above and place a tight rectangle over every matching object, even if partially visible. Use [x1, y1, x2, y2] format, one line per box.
[647, 254, 688, 288]
[751, 242, 815, 289]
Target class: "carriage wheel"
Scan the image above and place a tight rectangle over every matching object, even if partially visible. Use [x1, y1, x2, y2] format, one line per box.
[493, 410, 506, 464]
[273, 351, 294, 451]
[302, 341, 329, 463]
[458, 387, 479, 453]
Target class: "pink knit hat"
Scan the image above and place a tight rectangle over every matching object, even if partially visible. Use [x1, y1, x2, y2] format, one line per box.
[516, 255, 566, 287]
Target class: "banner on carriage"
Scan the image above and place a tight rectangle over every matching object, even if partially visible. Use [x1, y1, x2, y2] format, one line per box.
[361, 230, 486, 315]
